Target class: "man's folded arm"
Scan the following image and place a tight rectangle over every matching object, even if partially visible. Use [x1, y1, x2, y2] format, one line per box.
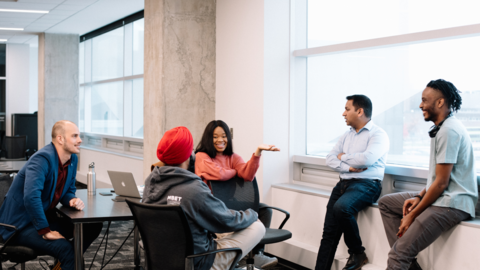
[340, 131, 389, 168]
[326, 133, 350, 173]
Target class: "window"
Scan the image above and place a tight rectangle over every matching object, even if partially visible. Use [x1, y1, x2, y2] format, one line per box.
[79, 11, 144, 155]
[298, 1, 480, 173]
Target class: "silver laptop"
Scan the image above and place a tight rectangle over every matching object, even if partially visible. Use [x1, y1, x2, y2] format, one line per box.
[107, 170, 142, 199]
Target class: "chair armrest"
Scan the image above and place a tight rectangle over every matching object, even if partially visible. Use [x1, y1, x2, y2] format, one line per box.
[259, 205, 290, 229]
[0, 223, 17, 253]
[185, 247, 242, 270]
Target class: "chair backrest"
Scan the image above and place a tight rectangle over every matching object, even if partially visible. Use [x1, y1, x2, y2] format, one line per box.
[2, 136, 27, 159]
[0, 173, 13, 207]
[210, 176, 260, 213]
[126, 199, 194, 270]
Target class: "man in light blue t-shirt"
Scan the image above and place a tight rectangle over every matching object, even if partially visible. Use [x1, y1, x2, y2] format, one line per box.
[378, 79, 478, 270]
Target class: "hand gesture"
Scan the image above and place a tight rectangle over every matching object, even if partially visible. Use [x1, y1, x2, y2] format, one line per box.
[42, 231, 65, 240]
[349, 167, 367, 173]
[258, 144, 280, 152]
[403, 197, 420, 216]
[69, 198, 85, 211]
[397, 213, 416, 238]
[255, 144, 280, 156]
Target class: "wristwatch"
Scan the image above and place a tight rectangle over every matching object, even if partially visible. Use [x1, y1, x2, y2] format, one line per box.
[414, 195, 423, 200]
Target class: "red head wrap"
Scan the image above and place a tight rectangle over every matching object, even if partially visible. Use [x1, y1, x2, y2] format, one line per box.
[157, 126, 193, 165]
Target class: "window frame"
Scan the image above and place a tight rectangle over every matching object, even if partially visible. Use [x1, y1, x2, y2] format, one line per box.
[290, 1, 480, 189]
[79, 10, 144, 156]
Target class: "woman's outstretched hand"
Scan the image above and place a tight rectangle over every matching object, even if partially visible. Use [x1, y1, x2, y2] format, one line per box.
[255, 144, 280, 156]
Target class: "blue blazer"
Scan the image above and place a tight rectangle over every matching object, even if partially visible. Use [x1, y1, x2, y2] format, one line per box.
[0, 143, 77, 240]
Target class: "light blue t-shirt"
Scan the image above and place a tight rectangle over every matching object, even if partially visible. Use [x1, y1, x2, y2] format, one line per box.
[427, 116, 478, 218]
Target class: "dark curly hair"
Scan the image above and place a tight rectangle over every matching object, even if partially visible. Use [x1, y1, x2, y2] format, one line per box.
[195, 120, 234, 158]
[426, 79, 462, 112]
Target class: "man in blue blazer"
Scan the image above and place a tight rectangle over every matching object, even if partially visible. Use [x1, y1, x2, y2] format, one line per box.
[0, 120, 102, 270]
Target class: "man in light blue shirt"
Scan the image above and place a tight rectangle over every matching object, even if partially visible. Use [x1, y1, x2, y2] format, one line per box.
[379, 79, 478, 270]
[315, 95, 389, 270]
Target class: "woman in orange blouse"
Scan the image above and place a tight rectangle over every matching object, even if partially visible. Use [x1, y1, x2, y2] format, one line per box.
[195, 120, 280, 269]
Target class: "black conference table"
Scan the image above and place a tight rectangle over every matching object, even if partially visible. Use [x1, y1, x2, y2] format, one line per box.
[56, 188, 142, 270]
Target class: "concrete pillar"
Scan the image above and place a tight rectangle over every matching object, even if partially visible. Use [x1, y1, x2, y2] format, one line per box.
[144, 0, 216, 178]
[38, 33, 79, 148]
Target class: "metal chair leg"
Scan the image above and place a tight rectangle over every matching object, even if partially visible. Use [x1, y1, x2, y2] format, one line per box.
[246, 250, 255, 270]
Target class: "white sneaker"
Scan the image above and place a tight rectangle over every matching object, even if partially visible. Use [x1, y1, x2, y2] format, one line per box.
[254, 253, 278, 269]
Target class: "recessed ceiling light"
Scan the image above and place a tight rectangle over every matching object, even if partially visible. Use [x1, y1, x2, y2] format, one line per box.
[0, 8, 49, 14]
[0, 27, 23, 31]
[0, 39, 7, 42]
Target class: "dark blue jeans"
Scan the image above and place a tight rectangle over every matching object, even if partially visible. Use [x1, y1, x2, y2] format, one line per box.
[9, 210, 102, 270]
[315, 179, 382, 270]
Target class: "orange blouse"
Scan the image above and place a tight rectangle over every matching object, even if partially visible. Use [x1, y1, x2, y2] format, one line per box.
[195, 152, 260, 187]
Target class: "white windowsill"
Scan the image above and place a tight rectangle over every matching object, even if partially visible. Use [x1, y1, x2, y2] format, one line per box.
[271, 182, 480, 229]
[293, 155, 430, 178]
[80, 145, 143, 160]
[293, 155, 480, 179]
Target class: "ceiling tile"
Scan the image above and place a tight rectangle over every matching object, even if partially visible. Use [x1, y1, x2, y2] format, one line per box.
[62, 0, 97, 6]
[6, 34, 36, 43]
[31, 18, 62, 23]
[0, 18, 37, 24]
[19, 0, 63, 3]
[50, 5, 84, 11]
[39, 14, 70, 20]
[0, 2, 57, 10]
[0, 0, 144, 39]
[48, 9, 77, 16]
[0, 12, 43, 19]
[0, 34, 15, 39]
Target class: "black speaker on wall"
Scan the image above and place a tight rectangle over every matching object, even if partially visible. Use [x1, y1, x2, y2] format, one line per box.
[12, 113, 38, 153]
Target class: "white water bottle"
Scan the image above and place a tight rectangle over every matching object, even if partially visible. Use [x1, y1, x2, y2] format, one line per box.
[87, 162, 96, 195]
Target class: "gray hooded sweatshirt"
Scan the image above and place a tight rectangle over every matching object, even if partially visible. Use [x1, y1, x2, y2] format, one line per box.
[143, 166, 258, 270]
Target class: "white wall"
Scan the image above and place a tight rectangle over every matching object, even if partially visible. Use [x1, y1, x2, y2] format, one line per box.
[262, 0, 291, 203]
[6, 44, 30, 136]
[77, 148, 144, 188]
[216, 0, 292, 202]
[29, 43, 38, 113]
[216, 0, 266, 196]
[269, 187, 480, 270]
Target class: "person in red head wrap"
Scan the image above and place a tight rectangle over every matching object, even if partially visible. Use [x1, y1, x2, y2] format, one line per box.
[143, 126, 265, 270]
[156, 126, 193, 165]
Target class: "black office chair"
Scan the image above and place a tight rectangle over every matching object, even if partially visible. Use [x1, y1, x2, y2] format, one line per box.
[210, 177, 292, 269]
[1, 136, 27, 160]
[0, 173, 40, 270]
[126, 199, 243, 270]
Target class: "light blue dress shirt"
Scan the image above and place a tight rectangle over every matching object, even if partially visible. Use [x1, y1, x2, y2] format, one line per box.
[326, 120, 389, 180]
[427, 116, 478, 218]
